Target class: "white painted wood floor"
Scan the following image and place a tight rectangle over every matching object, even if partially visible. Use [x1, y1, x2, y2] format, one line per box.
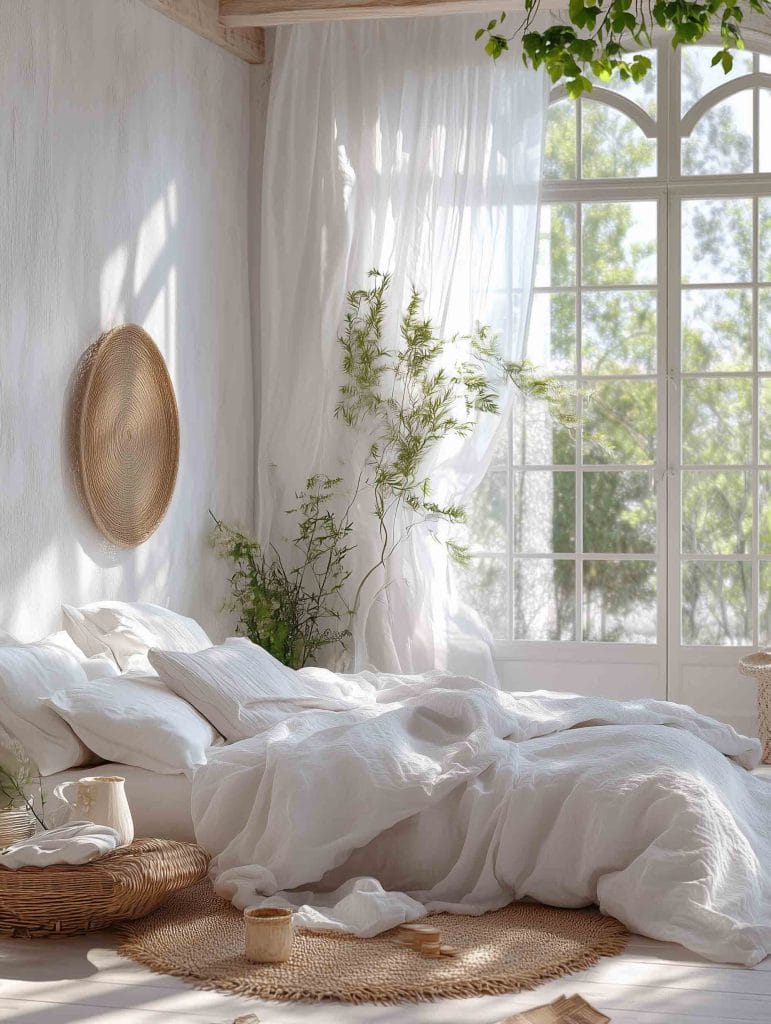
[5, 768, 770, 1023]
[0, 930, 769, 1024]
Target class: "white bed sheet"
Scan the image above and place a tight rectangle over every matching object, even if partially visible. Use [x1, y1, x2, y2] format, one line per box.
[42, 764, 194, 842]
[195, 673, 771, 965]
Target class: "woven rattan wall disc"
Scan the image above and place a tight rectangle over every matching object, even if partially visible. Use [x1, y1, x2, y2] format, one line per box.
[74, 325, 179, 548]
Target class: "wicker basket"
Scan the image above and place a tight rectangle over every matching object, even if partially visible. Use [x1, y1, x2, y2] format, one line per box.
[738, 653, 771, 764]
[0, 837, 209, 938]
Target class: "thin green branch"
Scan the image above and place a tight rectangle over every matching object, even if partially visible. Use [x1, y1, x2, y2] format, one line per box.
[0, 765, 46, 829]
[214, 270, 575, 669]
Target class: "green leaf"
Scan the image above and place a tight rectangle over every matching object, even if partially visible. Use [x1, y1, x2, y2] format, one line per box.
[565, 75, 587, 99]
[485, 35, 509, 59]
[474, 27, 485, 40]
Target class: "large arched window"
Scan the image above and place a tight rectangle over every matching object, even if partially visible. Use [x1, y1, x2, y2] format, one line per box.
[457, 36, 771, 732]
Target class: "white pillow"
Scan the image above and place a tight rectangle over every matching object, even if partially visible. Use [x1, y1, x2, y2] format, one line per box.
[0, 643, 92, 775]
[46, 675, 223, 775]
[0, 629, 116, 679]
[40, 631, 120, 681]
[148, 637, 369, 741]
[63, 602, 212, 673]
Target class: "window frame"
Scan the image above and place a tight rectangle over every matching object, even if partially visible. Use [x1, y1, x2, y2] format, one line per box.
[484, 31, 771, 679]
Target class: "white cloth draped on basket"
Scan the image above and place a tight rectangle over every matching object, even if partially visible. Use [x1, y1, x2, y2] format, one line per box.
[256, 17, 548, 677]
[0, 822, 119, 869]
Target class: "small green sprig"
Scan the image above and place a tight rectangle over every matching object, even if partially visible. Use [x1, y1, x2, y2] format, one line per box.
[0, 744, 46, 830]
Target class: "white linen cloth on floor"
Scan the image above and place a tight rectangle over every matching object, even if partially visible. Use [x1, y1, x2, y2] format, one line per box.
[191, 672, 771, 966]
[0, 821, 119, 868]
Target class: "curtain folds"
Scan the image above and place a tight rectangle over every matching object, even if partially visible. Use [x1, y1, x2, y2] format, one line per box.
[257, 16, 547, 679]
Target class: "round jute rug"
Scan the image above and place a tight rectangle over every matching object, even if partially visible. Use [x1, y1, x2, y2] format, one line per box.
[117, 881, 627, 1004]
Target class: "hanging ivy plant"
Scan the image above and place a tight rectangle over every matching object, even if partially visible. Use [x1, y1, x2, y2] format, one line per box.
[477, 1, 769, 98]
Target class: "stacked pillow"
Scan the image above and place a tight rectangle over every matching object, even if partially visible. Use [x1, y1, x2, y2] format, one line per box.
[39, 630, 119, 680]
[62, 600, 212, 673]
[0, 603, 219, 777]
[2, 601, 367, 779]
[148, 636, 370, 742]
[0, 639, 95, 775]
[46, 675, 221, 775]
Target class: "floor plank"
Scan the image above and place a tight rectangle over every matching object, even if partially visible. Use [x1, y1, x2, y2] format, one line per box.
[0, 932, 769, 1024]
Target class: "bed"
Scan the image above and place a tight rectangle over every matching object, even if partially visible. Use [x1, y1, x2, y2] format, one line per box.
[41, 761, 771, 857]
[183, 660, 771, 968]
[3, 602, 771, 968]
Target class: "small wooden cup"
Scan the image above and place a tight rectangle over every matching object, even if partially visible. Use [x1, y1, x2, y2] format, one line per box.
[244, 907, 294, 963]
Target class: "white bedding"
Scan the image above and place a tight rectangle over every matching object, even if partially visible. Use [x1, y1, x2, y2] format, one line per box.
[43, 764, 194, 842]
[192, 671, 771, 966]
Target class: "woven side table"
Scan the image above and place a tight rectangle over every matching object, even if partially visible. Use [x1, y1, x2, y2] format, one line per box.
[0, 837, 209, 938]
[738, 652, 771, 764]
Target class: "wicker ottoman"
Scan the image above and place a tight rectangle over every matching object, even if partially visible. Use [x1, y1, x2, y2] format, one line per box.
[739, 652, 771, 764]
[0, 837, 209, 938]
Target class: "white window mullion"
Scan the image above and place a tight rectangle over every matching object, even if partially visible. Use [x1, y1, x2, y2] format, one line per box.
[666, 189, 681, 697]
[752, 194, 760, 647]
[576, 200, 584, 643]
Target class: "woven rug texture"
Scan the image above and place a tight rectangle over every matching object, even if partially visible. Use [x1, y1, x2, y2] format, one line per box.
[117, 880, 627, 1004]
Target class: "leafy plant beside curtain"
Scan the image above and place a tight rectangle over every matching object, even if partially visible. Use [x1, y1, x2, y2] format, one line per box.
[212, 478, 354, 670]
[215, 272, 575, 669]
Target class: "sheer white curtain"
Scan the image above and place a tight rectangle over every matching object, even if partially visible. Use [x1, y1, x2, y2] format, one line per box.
[257, 16, 547, 679]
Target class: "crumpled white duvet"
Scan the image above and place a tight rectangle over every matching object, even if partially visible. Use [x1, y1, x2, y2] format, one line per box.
[191, 671, 771, 965]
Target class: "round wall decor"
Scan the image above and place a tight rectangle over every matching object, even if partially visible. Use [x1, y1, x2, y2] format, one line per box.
[73, 324, 180, 548]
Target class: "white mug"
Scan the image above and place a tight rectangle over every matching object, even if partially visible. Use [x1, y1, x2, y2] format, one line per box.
[53, 775, 134, 848]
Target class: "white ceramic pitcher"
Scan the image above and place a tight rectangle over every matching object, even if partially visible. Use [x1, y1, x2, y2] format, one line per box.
[54, 776, 134, 848]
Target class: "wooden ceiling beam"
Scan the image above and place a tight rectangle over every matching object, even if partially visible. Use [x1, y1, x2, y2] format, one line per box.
[140, 0, 265, 63]
[220, 0, 534, 28]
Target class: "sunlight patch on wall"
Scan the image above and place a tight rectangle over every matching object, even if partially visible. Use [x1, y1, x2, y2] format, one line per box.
[134, 182, 178, 377]
[99, 245, 129, 327]
[134, 192, 169, 297]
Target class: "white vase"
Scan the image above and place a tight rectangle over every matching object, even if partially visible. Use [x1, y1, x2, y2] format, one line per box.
[0, 808, 36, 849]
[53, 775, 134, 848]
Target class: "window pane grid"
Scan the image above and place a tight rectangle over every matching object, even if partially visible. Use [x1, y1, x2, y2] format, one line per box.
[679, 192, 763, 645]
[502, 196, 660, 642]
[680, 52, 769, 179]
[457, 41, 771, 649]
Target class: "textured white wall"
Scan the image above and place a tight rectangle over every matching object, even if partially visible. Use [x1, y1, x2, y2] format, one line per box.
[249, 57, 272, 502]
[0, 0, 254, 640]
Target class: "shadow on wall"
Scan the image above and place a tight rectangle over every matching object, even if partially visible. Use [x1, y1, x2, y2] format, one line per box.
[0, 0, 253, 641]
